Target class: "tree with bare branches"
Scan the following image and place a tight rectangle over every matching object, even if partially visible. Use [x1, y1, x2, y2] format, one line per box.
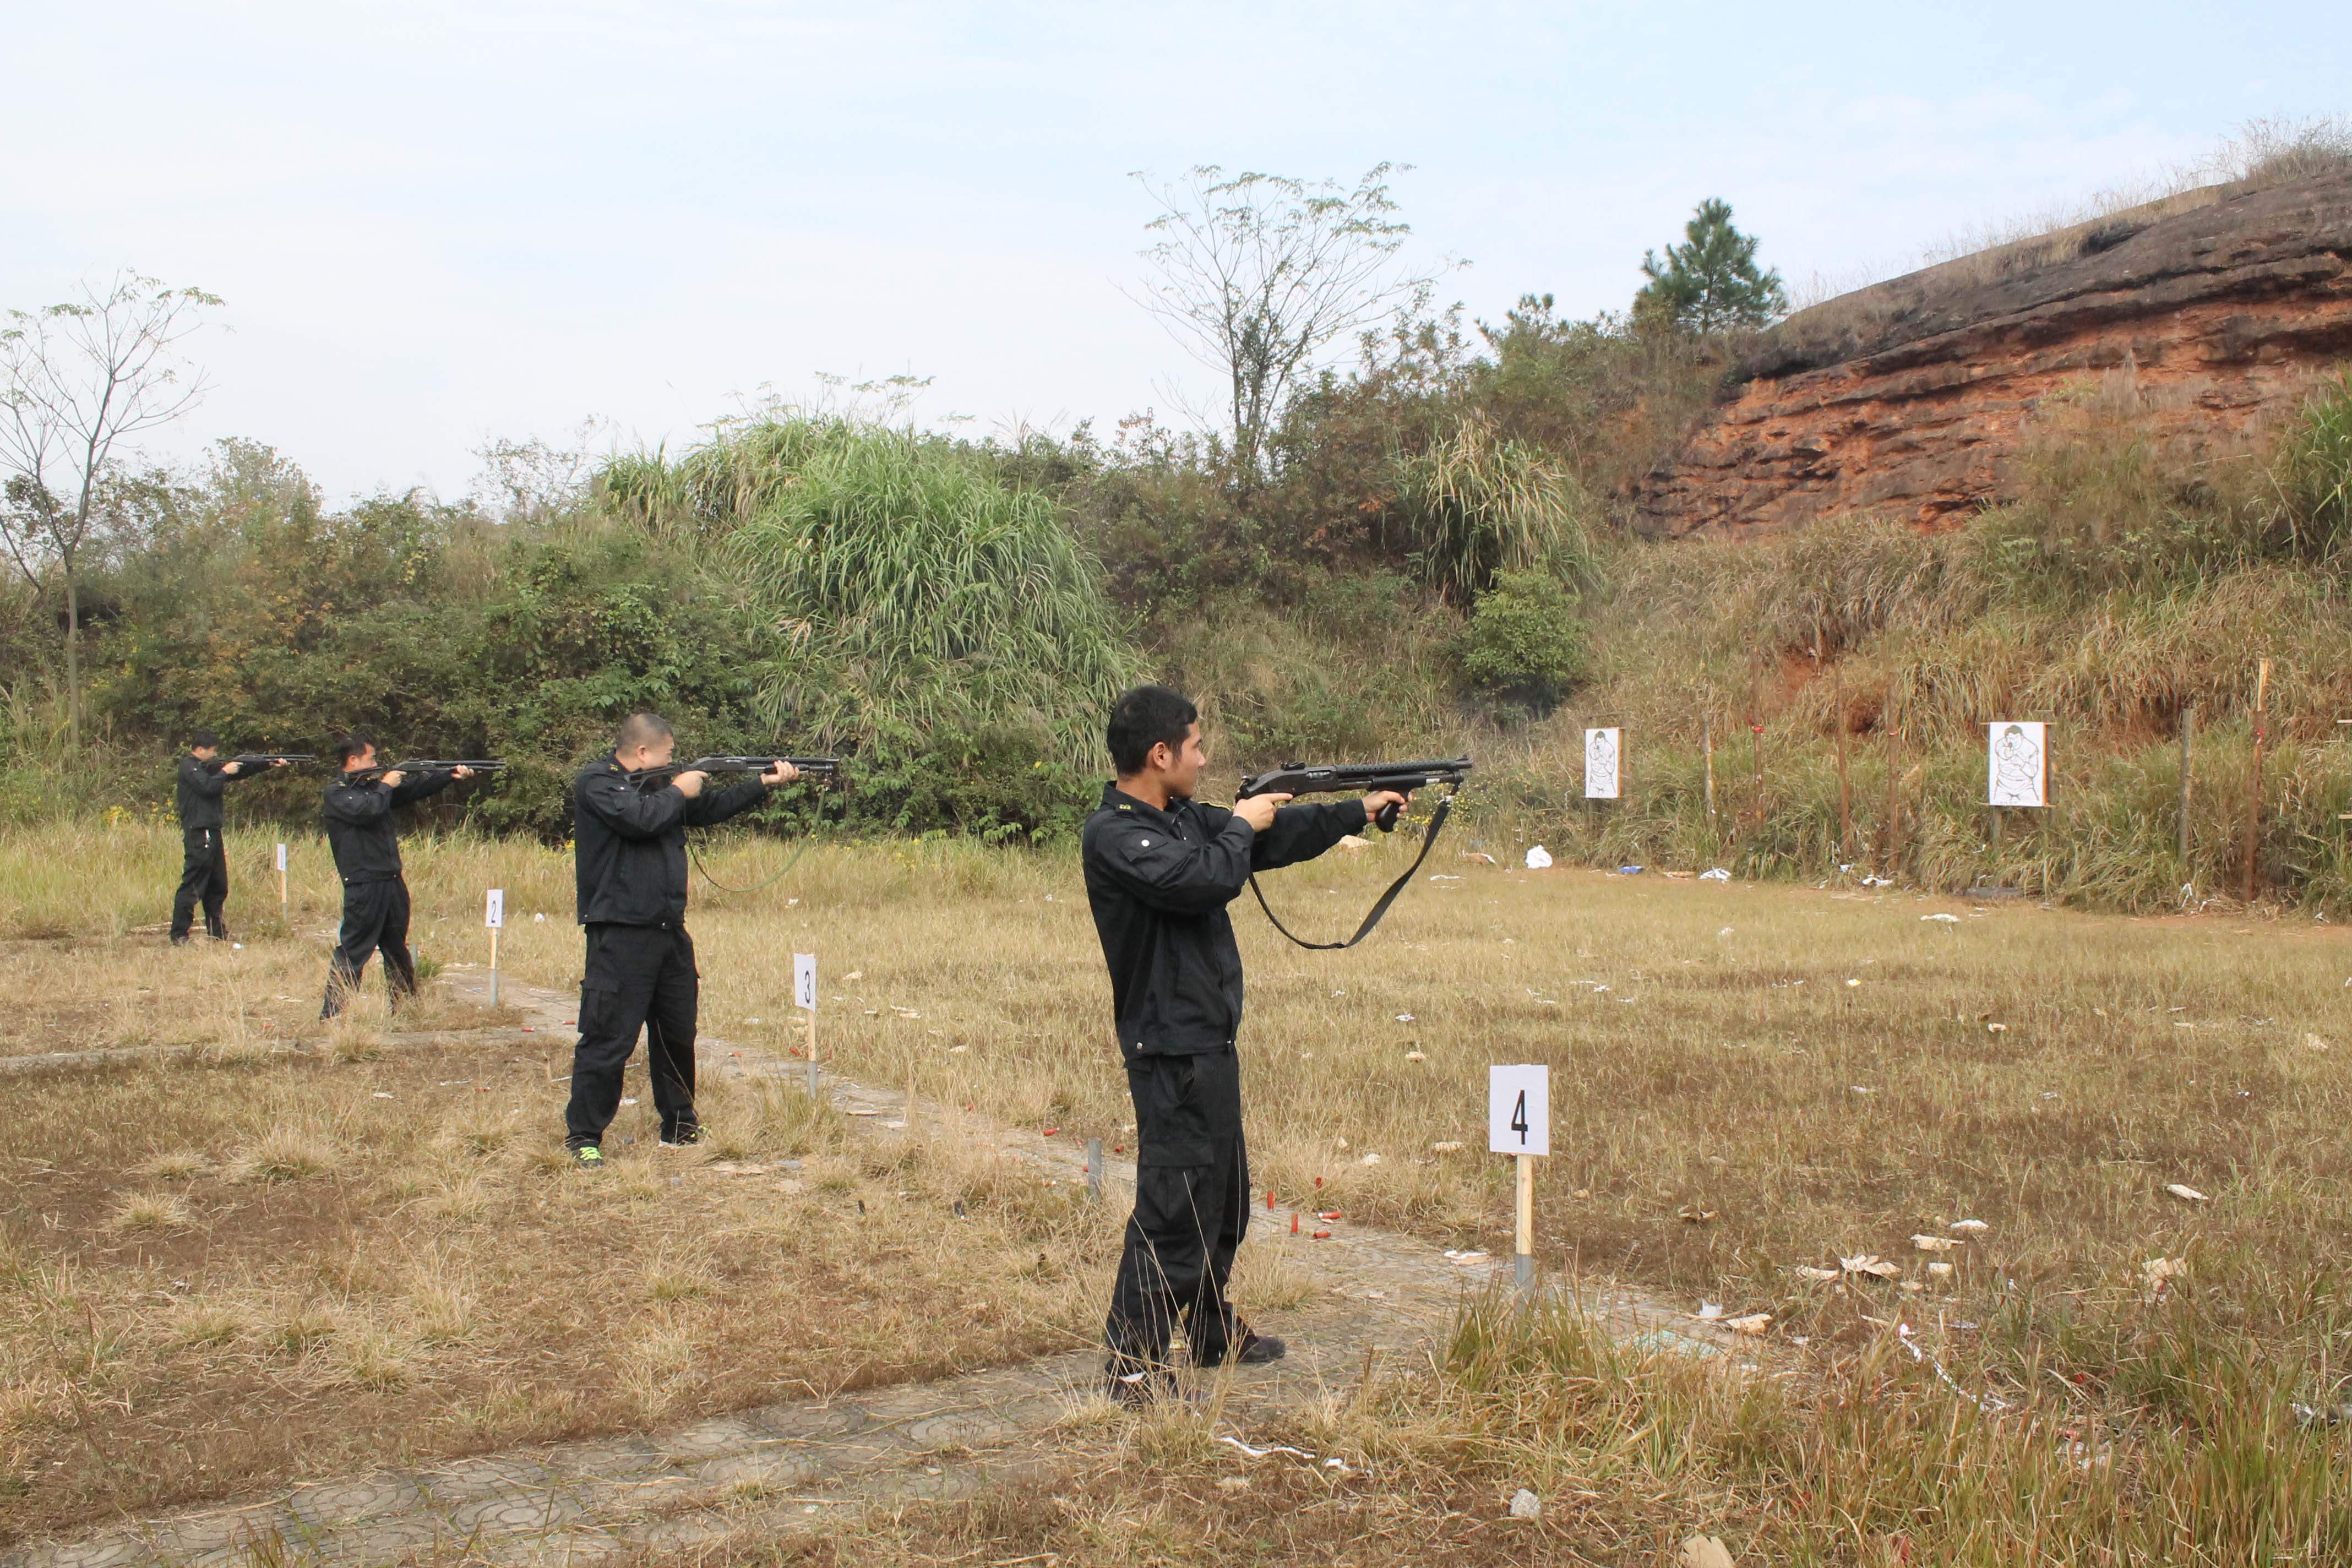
[1130, 164, 1451, 486]
[1, 272, 221, 750]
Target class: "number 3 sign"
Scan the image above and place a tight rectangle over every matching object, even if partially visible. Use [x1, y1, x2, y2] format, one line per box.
[1488, 1064, 1550, 1157]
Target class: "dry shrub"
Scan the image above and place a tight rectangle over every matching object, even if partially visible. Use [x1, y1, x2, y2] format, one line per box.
[226, 1125, 339, 1184]
[103, 1191, 194, 1234]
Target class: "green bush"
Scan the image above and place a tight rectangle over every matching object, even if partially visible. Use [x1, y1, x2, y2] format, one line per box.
[2274, 369, 2352, 554]
[1459, 569, 1586, 710]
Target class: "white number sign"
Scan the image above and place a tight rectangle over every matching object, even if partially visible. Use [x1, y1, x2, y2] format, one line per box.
[1584, 728, 1621, 800]
[794, 953, 817, 1012]
[483, 888, 504, 929]
[275, 842, 287, 872]
[1987, 721, 2048, 808]
[1488, 1064, 1550, 1157]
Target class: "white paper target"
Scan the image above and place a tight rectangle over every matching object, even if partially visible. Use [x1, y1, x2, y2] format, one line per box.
[1987, 722, 2048, 808]
[1585, 728, 1621, 800]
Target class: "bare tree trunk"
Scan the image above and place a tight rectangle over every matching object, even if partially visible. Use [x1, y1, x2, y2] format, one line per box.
[63, 554, 81, 753]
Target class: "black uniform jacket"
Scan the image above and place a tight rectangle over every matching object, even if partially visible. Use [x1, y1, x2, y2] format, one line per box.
[176, 754, 237, 830]
[572, 753, 771, 928]
[1081, 782, 1366, 1064]
[322, 769, 458, 885]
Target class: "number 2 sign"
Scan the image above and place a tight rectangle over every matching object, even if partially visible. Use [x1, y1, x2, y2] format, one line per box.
[1487, 1064, 1550, 1157]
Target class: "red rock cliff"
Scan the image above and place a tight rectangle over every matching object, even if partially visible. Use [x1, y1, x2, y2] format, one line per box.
[1632, 170, 2352, 536]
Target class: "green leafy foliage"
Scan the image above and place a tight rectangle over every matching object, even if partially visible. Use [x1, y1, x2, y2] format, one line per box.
[1634, 198, 1789, 334]
[600, 416, 1145, 841]
[1458, 568, 1586, 710]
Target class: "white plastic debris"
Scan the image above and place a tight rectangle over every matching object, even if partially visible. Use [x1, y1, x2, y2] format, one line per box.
[1699, 867, 1730, 881]
[2167, 1183, 2209, 1202]
[1950, 1218, 1989, 1233]
[1524, 846, 1553, 869]
[1923, 912, 1961, 923]
[1509, 1488, 1541, 1519]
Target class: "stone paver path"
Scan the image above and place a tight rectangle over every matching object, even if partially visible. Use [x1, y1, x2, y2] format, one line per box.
[6, 970, 1728, 1568]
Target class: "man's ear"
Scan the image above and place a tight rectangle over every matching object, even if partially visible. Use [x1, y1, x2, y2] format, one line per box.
[1146, 740, 1173, 774]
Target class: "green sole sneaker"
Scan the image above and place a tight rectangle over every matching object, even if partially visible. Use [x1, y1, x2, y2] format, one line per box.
[570, 1146, 607, 1170]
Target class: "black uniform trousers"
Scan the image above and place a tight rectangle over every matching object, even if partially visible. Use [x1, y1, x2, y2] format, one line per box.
[563, 923, 700, 1149]
[320, 878, 417, 1018]
[1105, 1046, 1248, 1376]
[170, 826, 230, 941]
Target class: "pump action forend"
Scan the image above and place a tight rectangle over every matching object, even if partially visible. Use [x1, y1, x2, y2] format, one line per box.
[1237, 757, 1472, 832]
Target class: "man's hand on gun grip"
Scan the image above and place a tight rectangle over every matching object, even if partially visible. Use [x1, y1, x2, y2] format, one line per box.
[379, 771, 406, 788]
[1362, 789, 1411, 825]
[220, 760, 242, 776]
[761, 761, 799, 788]
[451, 766, 475, 780]
[1234, 792, 1289, 832]
[672, 770, 709, 799]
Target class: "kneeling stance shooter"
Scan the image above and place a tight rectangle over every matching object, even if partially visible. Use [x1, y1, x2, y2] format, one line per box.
[563, 714, 796, 1168]
[1082, 685, 1407, 1399]
[320, 738, 475, 1017]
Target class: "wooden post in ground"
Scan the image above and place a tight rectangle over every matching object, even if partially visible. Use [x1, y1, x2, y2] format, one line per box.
[1833, 662, 1852, 859]
[2179, 703, 2194, 872]
[1702, 714, 1716, 825]
[1086, 1137, 1103, 1201]
[1749, 660, 1765, 825]
[2242, 660, 2271, 903]
[276, 842, 288, 925]
[795, 952, 819, 1096]
[1515, 1153, 1536, 1295]
[1879, 734, 1904, 879]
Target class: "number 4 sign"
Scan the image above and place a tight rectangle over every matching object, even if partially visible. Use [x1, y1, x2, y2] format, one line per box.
[1487, 1064, 1550, 1156]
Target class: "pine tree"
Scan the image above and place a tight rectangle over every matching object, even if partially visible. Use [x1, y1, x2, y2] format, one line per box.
[1633, 198, 1789, 335]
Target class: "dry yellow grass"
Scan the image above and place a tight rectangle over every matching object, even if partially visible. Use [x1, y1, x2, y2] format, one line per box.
[8, 822, 2352, 1557]
[0, 1000, 1121, 1542]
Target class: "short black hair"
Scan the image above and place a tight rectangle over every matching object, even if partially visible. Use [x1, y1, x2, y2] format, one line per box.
[1107, 684, 1197, 775]
[190, 729, 219, 750]
[335, 734, 377, 767]
[617, 712, 673, 751]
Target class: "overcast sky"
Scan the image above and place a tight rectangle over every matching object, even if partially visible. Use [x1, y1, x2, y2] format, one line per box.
[6, 2, 2344, 503]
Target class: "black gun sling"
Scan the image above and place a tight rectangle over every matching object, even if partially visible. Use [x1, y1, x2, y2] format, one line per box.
[1246, 786, 1458, 951]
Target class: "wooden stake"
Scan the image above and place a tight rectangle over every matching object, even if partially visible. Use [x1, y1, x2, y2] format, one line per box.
[1702, 713, 1716, 823]
[805, 1007, 819, 1097]
[1833, 662, 1852, 857]
[2242, 660, 2270, 903]
[1749, 659, 1765, 824]
[2178, 703, 2194, 872]
[1514, 1152, 1536, 1294]
[1879, 733, 1905, 879]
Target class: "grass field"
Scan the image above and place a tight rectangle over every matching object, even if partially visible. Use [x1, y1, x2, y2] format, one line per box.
[6, 819, 2352, 1560]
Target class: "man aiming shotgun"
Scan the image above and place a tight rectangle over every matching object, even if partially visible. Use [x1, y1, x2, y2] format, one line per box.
[319, 738, 481, 1017]
[1081, 684, 1412, 1402]
[170, 731, 298, 945]
[561, 714, 799, 1168]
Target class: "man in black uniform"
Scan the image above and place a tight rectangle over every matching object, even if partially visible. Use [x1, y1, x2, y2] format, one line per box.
[171, 731, 284, 944]
[562, 713, 794, 1169]
[319, 736, 475, 1018]
[1081, 684, 1407, 1400]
